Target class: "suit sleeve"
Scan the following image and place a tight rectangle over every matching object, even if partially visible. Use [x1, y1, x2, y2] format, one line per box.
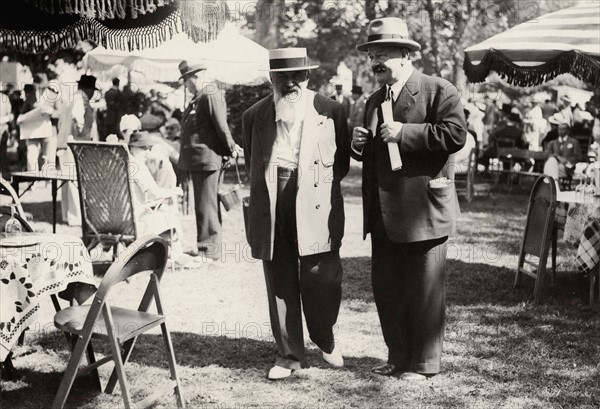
[332, 103, 350, 181]
[207, 91, 236, 155]
[399, 84, 466, 154]
[241, 109, 253, 175]
[349, 98, 371, 162]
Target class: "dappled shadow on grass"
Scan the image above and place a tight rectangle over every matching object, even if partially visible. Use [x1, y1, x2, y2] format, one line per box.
[446, 259, 591, 307]
[341, 256, 373, 303]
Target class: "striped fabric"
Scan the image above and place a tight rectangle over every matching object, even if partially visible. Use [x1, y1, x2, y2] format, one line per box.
[464, 2, 600, 87]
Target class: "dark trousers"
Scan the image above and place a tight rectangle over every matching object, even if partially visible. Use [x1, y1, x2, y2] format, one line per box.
[262, 168, 343, 370]
[191, 169, 221, 256]
[370, 208, 447, 375]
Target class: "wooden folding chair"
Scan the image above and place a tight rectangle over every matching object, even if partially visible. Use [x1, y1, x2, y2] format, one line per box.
[515, 175, 557, 304]
[68, 141, 177, 273]
[52, 235, 185, 409]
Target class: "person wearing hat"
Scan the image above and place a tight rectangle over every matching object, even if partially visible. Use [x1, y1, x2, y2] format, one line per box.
[177, 60, 237, 260]
[541, 112, 561, 149]
[57, 74, 99, 226]
[559, 95, 574, 127]
[242, 47, 350, 380]
[331, 83, 351, 118]
[351, 17, 466, 380]
[348, 84, 367, 130]
[17, 82, 60, 171]
[126, 131, 199, 268]
[543, 115, 582, 180]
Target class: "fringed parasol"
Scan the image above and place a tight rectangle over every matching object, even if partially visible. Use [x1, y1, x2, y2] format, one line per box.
[464, 2, 600, 87]
[0, 0, 229, 53]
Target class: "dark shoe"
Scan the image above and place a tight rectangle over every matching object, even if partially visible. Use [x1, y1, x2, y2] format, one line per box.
[399, 371, 428, 381]
[185, 248, 199, 257]
[371, 363, 401, 376]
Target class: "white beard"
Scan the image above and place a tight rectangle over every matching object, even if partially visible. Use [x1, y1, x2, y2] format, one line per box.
[274, 83, 308, 125]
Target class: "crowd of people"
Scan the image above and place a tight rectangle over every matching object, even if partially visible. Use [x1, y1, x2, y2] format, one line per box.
[1, 14, 600, 385]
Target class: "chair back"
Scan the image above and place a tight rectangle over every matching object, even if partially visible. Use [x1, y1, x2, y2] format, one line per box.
[522, 175, 557, 257]
[0, 177, 25, 217]
[68, 142, 137, 244]
[78, 235, 168, 337]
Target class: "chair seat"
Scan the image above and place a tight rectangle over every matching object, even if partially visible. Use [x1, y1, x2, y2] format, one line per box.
[55, 305, 165, 343]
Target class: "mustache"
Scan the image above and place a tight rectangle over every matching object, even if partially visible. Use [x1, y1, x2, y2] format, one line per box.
[372, 64, 387, 74]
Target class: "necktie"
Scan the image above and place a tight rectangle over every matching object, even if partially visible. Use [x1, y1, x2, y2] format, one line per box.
[386, 87, 393, 102]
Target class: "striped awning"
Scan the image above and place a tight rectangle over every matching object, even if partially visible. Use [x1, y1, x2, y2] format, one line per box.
[464, 2, 600, 87]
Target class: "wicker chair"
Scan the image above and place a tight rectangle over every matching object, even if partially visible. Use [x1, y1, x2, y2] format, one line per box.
[0, 177, 25, 217]
[68, 142, 176, 272]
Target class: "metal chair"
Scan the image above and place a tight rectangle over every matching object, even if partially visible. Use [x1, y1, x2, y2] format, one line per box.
[68, 141, 177, 273]
[454, 148, 476, 203]
[515, 174, 557, 304]
[52, 235, 185, 409]
[0, 177, 25, 217]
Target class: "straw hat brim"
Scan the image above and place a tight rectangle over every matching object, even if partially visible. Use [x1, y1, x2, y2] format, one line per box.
[357, 39, 421, 52]
[262, 64, 320, 72]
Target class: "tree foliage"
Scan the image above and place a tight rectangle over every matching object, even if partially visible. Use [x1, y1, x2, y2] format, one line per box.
[249, 0, 582, 91]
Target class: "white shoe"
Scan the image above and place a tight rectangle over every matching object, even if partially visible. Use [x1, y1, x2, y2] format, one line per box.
[267, 365, 293, 380]
[322, 346, 344, 368]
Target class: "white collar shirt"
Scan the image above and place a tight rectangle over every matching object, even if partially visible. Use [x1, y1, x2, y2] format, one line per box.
[386, 63, 414, 103]
[275, 118, 304, 169]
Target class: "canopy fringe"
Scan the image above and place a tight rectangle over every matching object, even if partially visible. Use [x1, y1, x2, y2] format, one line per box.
[26, 0, 175, 20]
[464, 49, 600, 88]
[0, 10, 179, 53]
[179, 0, 228, 43]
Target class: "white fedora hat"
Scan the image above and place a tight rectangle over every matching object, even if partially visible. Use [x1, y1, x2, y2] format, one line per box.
[357, 17, 421, 52]
[266, 48, 319, 72]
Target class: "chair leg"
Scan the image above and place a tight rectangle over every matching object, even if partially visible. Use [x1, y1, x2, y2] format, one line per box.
[161, 322, 185, 408]
[85, 342, 102, 391]
[104, 325, 132, 408]
[52, 335, 93, 409]
[551, 228, 557, 287]
[105, 337, 137, 394]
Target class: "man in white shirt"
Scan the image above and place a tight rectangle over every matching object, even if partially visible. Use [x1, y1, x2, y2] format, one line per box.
[241, 47, 350, 380]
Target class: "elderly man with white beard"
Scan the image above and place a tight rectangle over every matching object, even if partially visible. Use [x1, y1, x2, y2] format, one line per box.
[242, 48, 351, 380]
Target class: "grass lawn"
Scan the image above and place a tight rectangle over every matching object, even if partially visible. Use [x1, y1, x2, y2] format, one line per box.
[1, 163, 599, 408]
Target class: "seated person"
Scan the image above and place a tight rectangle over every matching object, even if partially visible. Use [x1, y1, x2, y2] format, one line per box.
[106, 114, 141, 143]
[145, 131, 178, 190]
[479, 112, 528, 169]
[543, 114, 582, 180]
[128, 131, 198, 267]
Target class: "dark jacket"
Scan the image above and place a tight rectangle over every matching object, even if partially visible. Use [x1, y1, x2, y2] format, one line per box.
[179, 88, 235, 172]
[350, 70, 467, 243]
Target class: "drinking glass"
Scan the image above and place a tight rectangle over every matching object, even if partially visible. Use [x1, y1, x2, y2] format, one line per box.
[4, 205, 22, 233]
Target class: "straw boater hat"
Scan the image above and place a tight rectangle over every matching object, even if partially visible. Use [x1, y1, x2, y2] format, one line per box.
[357, 17, 421, 52]
[267, 48, 319, 72]
[178, 60, 207, 81]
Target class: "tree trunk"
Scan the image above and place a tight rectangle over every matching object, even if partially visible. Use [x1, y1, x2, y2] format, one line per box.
[425, 0, 440, 76]
[365, 0, 378, 20]
[255, 0, 286, 49]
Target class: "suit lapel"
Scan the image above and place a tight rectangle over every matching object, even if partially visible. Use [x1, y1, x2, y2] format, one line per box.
[393, 70, 420, 122]
[255, 95, 277, 163]
[367, 87, 386, 136]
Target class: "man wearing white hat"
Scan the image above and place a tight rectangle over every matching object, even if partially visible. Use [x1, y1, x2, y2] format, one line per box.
[543, 113, 582, 180]
[242, 47, 350, 380]
[352, 17, 466, 380]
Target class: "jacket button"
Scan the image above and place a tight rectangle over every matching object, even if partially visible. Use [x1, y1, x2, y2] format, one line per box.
[314, 159, 320, 165]
[314, 182, 319, 187]
[315, 204, 320, 209]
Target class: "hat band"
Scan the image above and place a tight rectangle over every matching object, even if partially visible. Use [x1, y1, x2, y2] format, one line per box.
[270, 57, 309, 70]
[367, 33, 406, 41]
